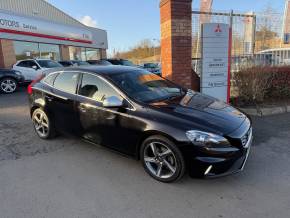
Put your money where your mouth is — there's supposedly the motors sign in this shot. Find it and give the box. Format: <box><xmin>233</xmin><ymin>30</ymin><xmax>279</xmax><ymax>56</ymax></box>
<box><xmin>0</xmin><ymin>11</ymin><xmax>93</xmax><ymax>44</ymax></box>
<box><xmin>201</xmin><ymin>23</ymin><xmax>231</xmax><ymax>102</ymax></box>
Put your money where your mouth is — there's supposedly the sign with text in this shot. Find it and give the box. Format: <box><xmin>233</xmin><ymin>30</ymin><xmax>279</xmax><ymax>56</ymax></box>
<box><xmin>0</xmin><ymin>11</ymin><xmax>93</xmax><ymax>44</ymax></box>
<box><xmin>201</xmin><ymin>23</ymin><xmax>230</xmax><ymax>102</ymax></box>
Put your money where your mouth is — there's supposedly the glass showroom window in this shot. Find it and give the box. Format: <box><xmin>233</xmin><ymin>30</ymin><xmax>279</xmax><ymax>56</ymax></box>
<box><xmin>39</xmin><ymin>43</ymin><xmax>60</xmax><ymax>61</ymax></box>
<box><xmin>85</xmin><ymin>48</ymin><xmax>101</xmax><ymax>60</ymax></box>
<box><xmin>69</xmin><ymin>46</ymin><xmax>87</xmax><ymax>61</ymax></box>
<box><xmin>13</xmin><ymin>41</ymin><xmax>39</xmax><ymax>61</ymax></box>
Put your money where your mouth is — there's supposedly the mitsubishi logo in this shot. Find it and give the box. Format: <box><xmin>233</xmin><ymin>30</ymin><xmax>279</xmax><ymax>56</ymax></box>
<box><xmin>215</xmin><ymin>24</ymin><xmax>222</xmax><ymax>33</ymax></box>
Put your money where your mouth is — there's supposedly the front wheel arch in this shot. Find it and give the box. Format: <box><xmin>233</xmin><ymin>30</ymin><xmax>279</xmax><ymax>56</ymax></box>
<box><xmin>136</xmin><ymin>130</ymin><xmax>180</xmax><ymax>160</ymax></box>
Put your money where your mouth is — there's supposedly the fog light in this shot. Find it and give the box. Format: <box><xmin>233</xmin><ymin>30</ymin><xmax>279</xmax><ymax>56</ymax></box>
<box><xmin>204</xmin><ymin>165</ymin><xmax>213</xmax><ymax>176</ymax></box>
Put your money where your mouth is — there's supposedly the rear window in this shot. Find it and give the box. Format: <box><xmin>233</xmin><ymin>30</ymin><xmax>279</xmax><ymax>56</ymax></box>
<box><xmin>42</xmin><ymin>73</ymin><xmax>59</xmax><ymax>86</ymax></box>
<box><xmin>53</xmin><ymin>72</ymin><xmax>79</xmax><ymax>94</ymax></box>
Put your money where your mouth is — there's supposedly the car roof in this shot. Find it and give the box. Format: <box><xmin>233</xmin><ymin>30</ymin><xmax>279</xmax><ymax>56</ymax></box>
<box><xmin>44</xmin><ymin>65</ymin><xmax>144</xmax><ymax>76</ymax></box>
<box><xmin>16</xmin><ymin>59</ymin><xmax>56</xmax><ymax>63</ymax></box>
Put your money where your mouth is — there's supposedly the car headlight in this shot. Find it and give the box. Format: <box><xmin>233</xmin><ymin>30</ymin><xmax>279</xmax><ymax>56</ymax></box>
<box><xmin>186</xmin><ymin>130</ymin><xmax>230</xmax><ymax>147</ymax></box>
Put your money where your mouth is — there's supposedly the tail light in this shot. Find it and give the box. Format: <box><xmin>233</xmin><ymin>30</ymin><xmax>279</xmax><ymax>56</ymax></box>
<box><xmin>27</xmin><ymin>84</ymin><xmax>33</xmax><ymax>95</ymax></box>
<box><xmin>27</xmin><ymin>74</ymin><xmax>45</xmax><ymax>95</ymax></box>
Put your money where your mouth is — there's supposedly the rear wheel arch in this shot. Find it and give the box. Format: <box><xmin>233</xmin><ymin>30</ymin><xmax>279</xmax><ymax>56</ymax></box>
<box><xmin>30</xmin><ymin>106</ymin><xmax>40</xmax><ymax>117</ymax></box>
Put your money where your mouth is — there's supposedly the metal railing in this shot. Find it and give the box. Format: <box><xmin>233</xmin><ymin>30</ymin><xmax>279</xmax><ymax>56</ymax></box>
<box><xmin>192</xmin><ymin>9</ymin><xmax>285</xmax><ymax>75</ymax></box>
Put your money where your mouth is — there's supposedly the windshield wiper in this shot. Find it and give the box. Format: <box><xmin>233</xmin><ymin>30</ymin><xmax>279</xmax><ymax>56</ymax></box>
<box><xmin>149</xmin><ymin>93</ymin><xmax>184</xmax><ymax>103</ymax></box>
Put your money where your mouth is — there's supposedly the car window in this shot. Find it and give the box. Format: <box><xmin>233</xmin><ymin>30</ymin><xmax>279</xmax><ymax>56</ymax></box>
<box><xmin>121</xmin><ymin>60</ymin><xmax>134</xmax><ymax>66</ymax></box>
<box><xmin>108</xmin><ymin>60</ymin><xmax>119</xmax><ymax>65</ymax></box>
<box><xmin>108</xmin><ymin>70</ymin><xmax>183</xmax><ymax>103</ymax></box>
<box><xmin>43</xmin><ymin>73</ymin><xmax>59</xmax><ymax>86</ymax></box>
<box><xmin>59</xmin><ymin>61</ymin><xmax>71</xmax><ymax>67</ymax></box>
<box><xmin>78</xmin><ymin>73</ymin><xmax>121</xmax><ymax>103</ymax></box>
<box><xmin>17</xmin><ymin>60</ymin><xmax>37</xmax><ymax>68</ymax></box>
<box><xmin>38</xmin><ymin>60</ymin><xmax>62</xmax><ymax>68</ymax></box>
<box><xmin>53</xmin><ymin>72</ymin><xmax>79</xmax><ymax>94</ymax></box>
<box><xmin>144</xmin><ymin>63</ymin><xmax>157</xmax><ymax>68</ymax></box>
<box><xmin>17</xmin><ymin>61</ymin><xmax>26</xmax><ymax>67</ymax></box>
<box><xmin>75</xmin><ymin>61</ymin><xmax>90</xmax><ymax>66</ymax></box>
<box><xmin>100</xmin><ymin>60</ymin><xmax>112</xmax><ymax>65</ymax></box>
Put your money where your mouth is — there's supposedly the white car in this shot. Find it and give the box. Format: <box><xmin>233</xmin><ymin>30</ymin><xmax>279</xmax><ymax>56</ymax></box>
<box><xmin>13</xmin><ymin>59</ymin><xmax>62</xmax><ymax>82</ymax></box>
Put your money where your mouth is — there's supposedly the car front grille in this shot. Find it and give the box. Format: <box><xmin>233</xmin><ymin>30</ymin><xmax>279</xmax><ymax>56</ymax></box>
<box><xmin>241</xmin><ymin>128</ymin><xmax>252</xmax><ymax>148</ymax></box>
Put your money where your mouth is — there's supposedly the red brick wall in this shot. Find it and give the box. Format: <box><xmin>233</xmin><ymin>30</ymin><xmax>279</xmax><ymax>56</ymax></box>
<box><xmin>60</xmin><ymin>45</ymin><xmax>70</xmax><ymax>61</ymax></box>
<box><xmin>101</xmin><ymin>49</ymin><xmax>107</xmax><ymax>59</ymax></box>
<box><xmin>0</xmin><ymin>39</ymin><xmax>16</xmax><ymax>69</ymax></box>
<box><xmin>160</xmin><ymin>0</ymin><xmax>199</xmax><ymax>90</ymax></box>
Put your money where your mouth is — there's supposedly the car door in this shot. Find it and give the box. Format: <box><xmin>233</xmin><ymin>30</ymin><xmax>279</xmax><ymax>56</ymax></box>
<box><xmin>26</xmin><ymin>60</ymin><xmax>43</xmax><ymax>80</ymax></box>
<box><xmin>13</xmin><ymin>60</ymin><xmax>40</xmax><ymax>81</ymax></box>
<box><xmin>13</xmin><ymin>61</ymin><xmax>32</xmax><ymax>81</ymax></box>
<box><xmin>75</xmin><ymin>72</ymin><xmax>144</xmax><ymax>155</ymax></box>
<box><xmin>48</xmin><ymin>71</ymin><xmax>80</xmax><ymax>135</ymax></box>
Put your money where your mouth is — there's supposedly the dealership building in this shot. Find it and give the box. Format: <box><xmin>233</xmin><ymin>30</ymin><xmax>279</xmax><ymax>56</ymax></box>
<box><xmin>0</xmin><ymin>0</ymin><xmax>108</xmax><ymax>68</ymax></box>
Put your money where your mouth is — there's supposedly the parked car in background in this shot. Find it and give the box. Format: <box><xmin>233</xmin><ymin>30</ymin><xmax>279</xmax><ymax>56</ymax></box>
<box><xmin>143</xmin><ymin>63</ymin><xmax>161</xmax><ymax>76</ymax></box>
<box><xmin>105</xmin><ymin>59</ymin><xmax>135</xmax><ymax>66</ymax></box>
<box><xmin>13</xmin><ymin>59</ymin><xmax>62</xmax><ymax>82</ymax></box>
<box><xmin>59</xmin><ymin>60</ymin><xmax>90</xmax><ymax>67</ymax></box>
<box><xmin>0</xmin><ymin>69</ymin><xmax>24</xmax><ymax>94</ymax></box>
<box><xmin>87</xmin><ymin>60</ymin><xmax>112</xmax><ymax>66</ymax></box>
<box><xmin>28</xmin><ymin>65</ymin><xmax>252</xmax><ymax>183</ymax></box>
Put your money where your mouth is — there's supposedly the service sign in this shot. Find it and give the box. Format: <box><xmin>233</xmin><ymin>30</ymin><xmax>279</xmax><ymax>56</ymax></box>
<box><xmin>201</xmin><ymin>23</ymin><xmax>230</xmax><ymax>102</ymax></box>
<box><xmin>0</xmin><ymin>11</ymin><xmax>93</xmax><ymax>44</ymax></box>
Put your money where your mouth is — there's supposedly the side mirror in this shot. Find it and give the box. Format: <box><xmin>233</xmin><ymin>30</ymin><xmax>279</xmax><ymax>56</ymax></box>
<box><xmin>32</xmin><ymin>65</ymin><xmax>38</xmax><ymax>70</ymax></box>
<box><xmin>103</xmin><ymin>96</ymin><xmax>124</xmax><ymax>108</ymax></box>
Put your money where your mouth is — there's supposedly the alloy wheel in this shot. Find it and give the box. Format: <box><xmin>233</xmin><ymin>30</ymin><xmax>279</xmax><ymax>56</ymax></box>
<box><xmin>0</xmin><ymin>79</ymin><xmax>17</xmax><ymax>93</ymax></box>
<box><xmin>143</xmin><ymin>142</ymin><xmax>177</xmax><ymax>179</ymax></box>
<box><xmin>33</xmin><ymin>110</ymin><xmax>50</xmax><ymax>138</ymax></box>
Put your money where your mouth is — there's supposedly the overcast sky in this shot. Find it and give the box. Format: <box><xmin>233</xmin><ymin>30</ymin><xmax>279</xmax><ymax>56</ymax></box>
<box><xmin>47</xmin><ymin>0</ymin><xmax>286</xmax><ymax>55</ymax></box>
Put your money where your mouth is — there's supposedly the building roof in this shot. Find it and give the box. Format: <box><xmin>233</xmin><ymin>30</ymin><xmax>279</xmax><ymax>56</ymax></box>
<box><xmin>258</xmin><ymin>48</ymin><xmax>290</xmax><ymax>54</ymax></box>
<box><xmin>0</xmin><ymin>0</ymin><xmax>84</xmax><ymax>27</ymax></box>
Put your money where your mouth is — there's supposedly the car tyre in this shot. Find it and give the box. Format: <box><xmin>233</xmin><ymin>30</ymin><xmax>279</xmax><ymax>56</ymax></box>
<box><xmin>141</xmin><ymin>135</ymin><xmax>185</xmax><ymax>183</ymax></box>
<box><xmin>32</xmin><ymin>108</ymin><xmax>56</xmax><ymax>139</ymax></box>
<box><xmin>0</xmin><ymin>77</ymin><xmax>18</xmax><ymax>94</ymax></box>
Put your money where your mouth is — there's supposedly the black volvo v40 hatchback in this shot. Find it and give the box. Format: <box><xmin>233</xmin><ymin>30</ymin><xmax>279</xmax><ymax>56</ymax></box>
<box><xmin>28</xmin><ymin>66</ymin><xmax>253</xmax><ymax>183</ymax></box>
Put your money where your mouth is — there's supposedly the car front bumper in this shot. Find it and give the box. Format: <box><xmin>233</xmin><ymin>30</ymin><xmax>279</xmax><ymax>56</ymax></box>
<box><xmin>15</xmin><ymin>75</ymin><xmax>25</xmax><ymax>85</ymax></box>
<box><xmin>183</xmin><ymin>129</ymin><xmax>253</xmax><ymax>178</ymax></box>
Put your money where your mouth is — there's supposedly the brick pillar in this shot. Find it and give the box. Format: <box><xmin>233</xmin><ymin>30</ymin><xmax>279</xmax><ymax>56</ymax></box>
<box><xmin>101</xmin><ymin>49</ymin><xmax>107</xmax><ymax>59</ymax></box>
<box><xmin>0</xmin><ymin>39</ymin><xmax>16</xmax><ymax>69</ymax></box>
<box><xmin>60</xmin><ymin>45</ymin><xmax>70</xmax><ymax>60</ymax></box>
<box><xmin>160</xmin><ymin>0</ymin><xmax>199</xmax><ymax>90</ymax></box>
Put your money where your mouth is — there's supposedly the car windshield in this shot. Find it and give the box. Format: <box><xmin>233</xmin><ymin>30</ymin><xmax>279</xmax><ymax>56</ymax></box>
<box><xmin>38</xmin><ymin>60</ymin><xmax>62</xmax><ymax>68</ymax></box>
<box><xmin>121</xmin><ymin>60</ymin><xmax>134</xmax><ymax>66</ymax></box>
<box><xmin>144</xmin><ymin>63</ymin><xmax>158</xmax><ymax>68</ymax></box>
<box><xmin>99</xmin><ymin>60</ymin><xmax>112</xmax><ymax>65</ymax></box>
<box><xmin>108</xmin><ymin>70</ymin><xmax>184</xmax><ymax>103</ymax></box>
<box><xmin>75</xmin><ymin>61</ymin><xmax>90</xmax><ymax>66</ymax></box>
